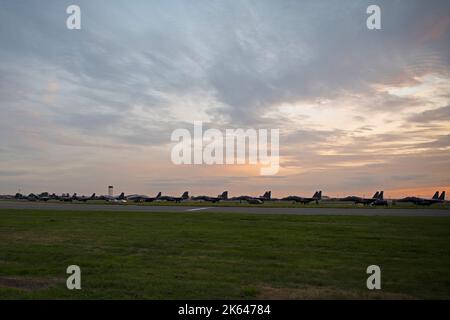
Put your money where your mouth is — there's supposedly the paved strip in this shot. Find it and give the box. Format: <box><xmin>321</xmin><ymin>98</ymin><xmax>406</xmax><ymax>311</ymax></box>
<box><xmin>186</xmin><ymin>207</ymin><xmax>211</xmax><ymax>212</ymax></box>
<box><xmin>0</xmin><ymin>201</ymin><xmax>449</xmax><ymax>216</ymax></box>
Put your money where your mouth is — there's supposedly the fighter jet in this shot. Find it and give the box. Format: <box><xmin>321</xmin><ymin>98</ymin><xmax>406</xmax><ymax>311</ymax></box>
<box><xmin>229</xmin><ymin>191</ymin><xmax>276</xmax><ymax>204</ymax></box>
<box><xmin>372</xmin><ymin>191</ymin><xmax>388</xmax><ymax>206</ymax></box>
<box><xmin>14</xmin><ymin>192</ymin><xmax>57</xmax><ymax>201</ymax></box>
<box><xmin>126</xmin><ymin>192</ymin><xmax>161</xmax><ymax>203</ymax></box>
<box><xmin>49</xmin><ymin>193</ymin><xmax>60</xmax><ymax>200</ymax></box>
<box><xmin>282</xmin><ymin>191</ymin><xmax>322</xmax><ymax>204</ymax></box>
<box><xmin>99</xmin><ymin>192</ymin><xmax>127</xmax><ymax>203</ymax></box>
<box><xmin>74</xmin><ymin>193</ymin><xmax>96</xmax><ymax>202</ymax></box>
<box><xmin>259</xmin><ymin>191</ymin><xmax>273</xmax><ymax>201</ymax></box>
<box><xmin>26</xmin><ymin>193</ymin><xmax>39</xmax><ymax>201</ymax></box>
<box><xmin>229</xmin><ymin>191</ymin><xmax>272</xmax><ymax>203</ymax></box>
<box><xmin>191</xmin><ymin>191</ymin><xmax>228</xmax><ymax>203</ymax></box>
<box><xmin>14</xmin><ymin>193</ymin><xmax>25</xmax><ymax>200</ymax></box>
<box><xmin>59</xmin><ymin>193</ymin><xmax>76</xmax><ymax>202</ymax></box>
<box><xmin>397</xmin><ymin>191</ymin><xmax>446</xmax><ymax>206</ymax></box>
<box><xmin>246</xmin><ymin>198</ymin><xmax>264</xmax><ymax>204</ymax></box>
<box><xmin>36</xmin><ymin>192</ymin><xmax>51</xmax><ymax>201</ymax></box>
<box><xmin>339</xmin><ymin>191</ymin><xmax>381</xmax><ymax>205</ymax></box>
<box><xmin>230</xmin><ymin>195</ymin><xmax>255</xmax><ymax>202</ymax></box>
<box><xmin>158</xmin><ymin>191</ymin><xmax>189</xmax><ymax>203</ymax></box>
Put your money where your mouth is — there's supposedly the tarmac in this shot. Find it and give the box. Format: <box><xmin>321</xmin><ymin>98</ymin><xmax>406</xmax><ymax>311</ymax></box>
<box><xmin>0</xmin><ymin>201</ymin><xmax>449</xmax><ymax>216</ymax></box>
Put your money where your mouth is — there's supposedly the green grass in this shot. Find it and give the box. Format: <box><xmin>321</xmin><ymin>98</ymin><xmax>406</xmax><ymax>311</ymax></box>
<box><xmin>0</xmin><ymin>209</ymin><xmax>450</xmax><ymax>299</ymax></box>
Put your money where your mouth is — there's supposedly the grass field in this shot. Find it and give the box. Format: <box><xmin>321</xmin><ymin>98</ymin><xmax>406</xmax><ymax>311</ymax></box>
<box><xmin>1</xmin><ymin>209</ymin><xmax>450</xmax><ymax>299</ymax></box>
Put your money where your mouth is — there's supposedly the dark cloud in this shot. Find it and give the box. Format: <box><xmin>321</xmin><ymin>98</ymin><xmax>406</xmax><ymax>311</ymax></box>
<box><xmin>408</xmin><ymin>105</ymin><xmax>450</xmax><ymax>122</ymax></box>
<box><xmin>0</xmin><ymin>170</ymin><xmax>29</xmax><ymax>177</ymax></box>
<box><xmin>420</xmin><ymin>134</ymin><xmax>450</xmax><ymax>148</ymax></box>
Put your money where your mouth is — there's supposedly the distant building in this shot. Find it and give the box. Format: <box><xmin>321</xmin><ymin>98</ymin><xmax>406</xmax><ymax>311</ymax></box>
<box><xmin>108</xmin><ymin>186</ymin><xmax>113</xmax><ymax>197</ymax></box>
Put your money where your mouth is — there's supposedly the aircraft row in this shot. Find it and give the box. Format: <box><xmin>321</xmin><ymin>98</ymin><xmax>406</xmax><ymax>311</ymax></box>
<box><xmin>1</xmin><ymin>190</ymin><xmax>447</xmax><ymax>206</ymax></box>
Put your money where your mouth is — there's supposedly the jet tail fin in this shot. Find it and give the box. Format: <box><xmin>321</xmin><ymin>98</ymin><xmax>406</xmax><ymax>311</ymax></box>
<box><xmin>317</xmin><ymin>191</ymin><xmax>322</xmax><ymax>200</ymax></box>
<box><xmin>263</xmin><ymin>191</ymin><xmax>271</xmax><ymax>199</ymax></box>
<box><xmin>182</xmin><ymin>191</ymin><xmax>189</xmax><ymax>199</ymax></box>
<box><xmin>439</xmin><ymin>191</ymin><xmax>446</xmax><ymax>201</ymax></box>
<box><xmin>378</xmin><ymin>191</ymin><xmax>384</xmax><ymax>200</ymax></box>
<box><xmin>432</xmin><ymin>191</ymin><xmax>439</xmax><ymax>199</ymax></box>
<box><xmin>372</xmin><ymin>191</ymin><xmax>379</xmax><ymax>199</ymax></box>
<box><xmin>312</xmin><ymin>191</ymin><xmax>318</xmax><ymax>198</ymax></box>
<box><xmin>118</xmin><ymin>192</ymin><xmax>125</xmax><ymax>200</ymax></box>
<box><xmin>156</xmin><ymin>192</ymin><xmax>161</xmax><ymax>199</ymax></box>
<box><xmin>221</xmin><ymin>191</ymin><xmax>228</xmax><ymax>200</ymax></box>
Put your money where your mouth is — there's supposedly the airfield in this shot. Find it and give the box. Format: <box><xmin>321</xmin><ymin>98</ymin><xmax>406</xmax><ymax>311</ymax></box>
<box><xmin>1</xmin><ymin>200</ymin><xmax>450</xmax><ymax>299</ymax></box>
<box><xmin>0</xmin><ymin>200</ymin><xmax>449</xmax><ymax>216</ymax></box>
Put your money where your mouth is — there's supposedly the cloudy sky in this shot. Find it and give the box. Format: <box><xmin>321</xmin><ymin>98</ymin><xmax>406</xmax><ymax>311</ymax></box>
<box><xmin>0</xmin><ymin>0</ymin><xmax>449</xmax><ymax>198</ymax></box>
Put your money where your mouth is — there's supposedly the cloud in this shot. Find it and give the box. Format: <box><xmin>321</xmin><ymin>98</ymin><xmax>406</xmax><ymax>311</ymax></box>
<box><xmin>0</xmin><ymin>0</ymin><xmax>449</xmax><ymax>195</ymax></box>
<box><xmin>0</xmin><ymin>170</ymin><xmax>29</xmax><ymax>177</ymax></box>
<box><xmin>408</xmin><ymin>105</ymin><xmax>450</xmax><ymax>122</ymax></box>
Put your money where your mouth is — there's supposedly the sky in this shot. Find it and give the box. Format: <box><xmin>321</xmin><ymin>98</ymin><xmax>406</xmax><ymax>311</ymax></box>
<box><xmin>0</xmin><ymin>0</ymin><xmax>449</xmax><ymax>198</ymax></box>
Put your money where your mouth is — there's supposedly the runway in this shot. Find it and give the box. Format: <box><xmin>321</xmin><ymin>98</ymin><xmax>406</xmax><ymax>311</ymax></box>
<box><xmin>0</xmin><ymin>201</ymin><xmax>449</xmax><ymax>216</ymax></box>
